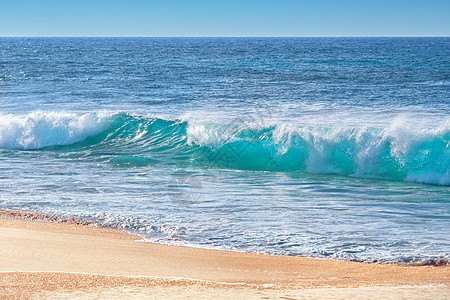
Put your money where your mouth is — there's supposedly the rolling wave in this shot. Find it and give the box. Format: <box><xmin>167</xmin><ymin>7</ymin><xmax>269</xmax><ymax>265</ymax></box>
<box><xmin>1</xmin><ymin>112</ymin><xmax>449</xmax><ymax>185</ymax></box>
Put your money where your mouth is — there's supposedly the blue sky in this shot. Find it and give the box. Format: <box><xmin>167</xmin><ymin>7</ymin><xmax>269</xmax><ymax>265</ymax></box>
<box><xmin>0</xmin><ymin>0</ymin><xmax>449</xmax><ymax>37</ymax></box>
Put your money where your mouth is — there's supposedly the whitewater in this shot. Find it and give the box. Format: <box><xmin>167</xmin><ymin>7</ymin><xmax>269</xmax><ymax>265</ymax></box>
<box><xmin>0</xmin><ymin>112</ymin><xmax>449</xmax><ymax>185</ymax></box>
<box><xmin>0</xmin><ymin>37</ymin><xmax>449</xmax><ymax>263</ymax></box>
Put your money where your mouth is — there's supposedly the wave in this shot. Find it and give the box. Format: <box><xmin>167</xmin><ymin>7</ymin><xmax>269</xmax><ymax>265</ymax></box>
<box><xmin>0</xmin><ymin>112</ymin><xmax>113</xmax><ymax>149</ymax></box>
<box><xmin>1</xmin><ymin>112</ymin><xmax>449</xmax><ymax>185</ymax></box>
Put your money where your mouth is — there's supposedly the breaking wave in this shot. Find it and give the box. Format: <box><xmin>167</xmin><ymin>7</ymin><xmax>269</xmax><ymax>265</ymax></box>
<box><xmin>1</xmin><ymin>112</ymin><xmax>449</xmax><ymax>185</ymax></box>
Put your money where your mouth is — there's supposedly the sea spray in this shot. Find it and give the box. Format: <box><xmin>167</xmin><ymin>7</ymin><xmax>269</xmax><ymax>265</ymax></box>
<box><xmin>0</xmin><ymin>112</ymin><xmax>114</xmax><ymax>150</ymax></box>
<box><xmin>0</xmin><ymin>112</ymin><xmax>448</xmax><ymax>185</ymax></box>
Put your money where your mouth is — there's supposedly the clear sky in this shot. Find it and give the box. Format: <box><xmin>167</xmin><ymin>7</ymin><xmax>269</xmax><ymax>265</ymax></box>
<box><xmin>1</xmin><ymin>0</ymin><xmax>449</xmax><ymax>37</ymax></box>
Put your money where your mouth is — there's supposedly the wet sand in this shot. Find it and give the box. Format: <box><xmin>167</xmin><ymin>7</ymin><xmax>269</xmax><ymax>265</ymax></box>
<box><xmin>1</xmin><ymin>209</ymin><xmax>449</xmax><ymax>299</ymax></box>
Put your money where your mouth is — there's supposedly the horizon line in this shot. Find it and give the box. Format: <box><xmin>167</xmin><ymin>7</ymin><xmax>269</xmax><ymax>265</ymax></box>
<box><xmin>1</xmin><ymin>35</ymin><xmax>449</xmax><ymax>38</ymax></box>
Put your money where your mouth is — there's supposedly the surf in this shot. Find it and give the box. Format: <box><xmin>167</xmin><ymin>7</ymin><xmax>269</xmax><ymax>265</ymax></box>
<box><xmin>0</xmin><ymin>111</ymin><xmax>448</xmax><ymax>185</ymax></box>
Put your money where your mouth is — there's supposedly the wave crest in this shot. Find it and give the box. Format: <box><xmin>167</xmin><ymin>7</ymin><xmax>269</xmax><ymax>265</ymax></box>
<box><xmin>0</xmin><ymin>112</ymin><xmax>448</xmax><ymax>185</ymax></box>
<box><xmin>0</xmin><ymin>112</ymin><xmax>114</xmax><ymax>150</ymax></box>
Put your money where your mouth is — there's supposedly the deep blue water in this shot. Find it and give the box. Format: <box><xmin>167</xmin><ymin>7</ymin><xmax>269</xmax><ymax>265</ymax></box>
<box><xmin>0</xmin><ymin>38</ymin><xmax>449</xmax><ymax>263</ymax></box>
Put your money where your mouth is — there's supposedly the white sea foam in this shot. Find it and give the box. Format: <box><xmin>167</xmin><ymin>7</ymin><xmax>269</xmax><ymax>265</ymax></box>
<box><xmin>0</xmin><ymin>111</ymin><xmax>113</xmax><ymax>150</ymax></box>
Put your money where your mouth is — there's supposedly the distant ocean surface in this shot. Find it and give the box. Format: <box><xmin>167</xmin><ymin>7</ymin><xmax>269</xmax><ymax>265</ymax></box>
<box><xmin>0</xmin><ymin>37</ymin><xmax>449</xmax><ymax>263</ymax></box>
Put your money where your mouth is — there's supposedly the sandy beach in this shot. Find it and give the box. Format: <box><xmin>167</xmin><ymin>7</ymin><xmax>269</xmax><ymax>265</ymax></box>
<box><xmin>0</xmin><ymin>209</ymin><xmax>449</xmax><ymax>299</ymax></box>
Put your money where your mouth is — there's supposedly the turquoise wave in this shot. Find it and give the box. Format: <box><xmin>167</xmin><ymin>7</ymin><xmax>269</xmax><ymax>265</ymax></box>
<box><xmin>1</xmin><ymin>112</ymin><xmax>449</xmax><ymax>185</ymax></box>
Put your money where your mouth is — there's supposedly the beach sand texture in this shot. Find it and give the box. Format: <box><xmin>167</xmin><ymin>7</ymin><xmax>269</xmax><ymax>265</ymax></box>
<box><xmin>1</xmin><ymin>210</ymin><xmax>449</xmax><ymax>299</ymax></box>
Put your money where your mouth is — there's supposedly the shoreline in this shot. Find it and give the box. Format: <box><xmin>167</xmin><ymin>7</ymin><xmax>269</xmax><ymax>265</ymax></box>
<box><xmin>3</xmin><ymin>208</ymin><xmax>448</xmax><ymax>267</ymax></box>
<box><xmin>1</xmin><ymin>209</ymin><xmax>449</xmax><ymax>298</ymax></box>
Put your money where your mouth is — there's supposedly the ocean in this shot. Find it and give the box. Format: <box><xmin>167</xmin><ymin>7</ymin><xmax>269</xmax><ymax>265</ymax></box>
<box><xmin>0</xmin><ymin>37</ymin><xmax>449</xmax><ymax>263</ymax></box>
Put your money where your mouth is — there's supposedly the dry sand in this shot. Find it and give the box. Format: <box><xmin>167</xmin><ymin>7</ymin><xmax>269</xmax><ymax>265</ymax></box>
<box><xmin>0</xmin><ymin>209</ymin><xmax>449</xmax><ymax>299</ymax></box>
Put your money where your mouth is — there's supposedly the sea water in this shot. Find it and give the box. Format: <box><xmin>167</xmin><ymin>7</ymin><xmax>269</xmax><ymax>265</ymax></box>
<box><xmin>0</xmin><ymin>37</ymin><xmax>449</xmax><ymax>263</ymax></box>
